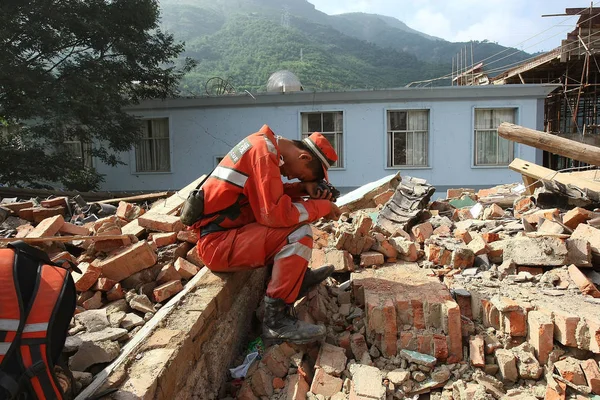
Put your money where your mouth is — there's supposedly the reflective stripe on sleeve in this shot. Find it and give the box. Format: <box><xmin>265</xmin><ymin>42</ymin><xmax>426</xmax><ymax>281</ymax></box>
<box><xmin>274</xmin><ymin>242</ymin><xmax>312</xmax><ymax>263</ymax></box>
<box><xmin>264</xmin><ymin>136</ymin><xmax>277</xmax><ymax>155</ymax></box>
<box><xmin>22</xmin><ymin>323</ymin><xmax>49</xmax><ymax>333</ymax></box>
<box><xmin>0</xmin><ymin>320</ymin><xmax>19</xmax><ymax>331</ymax></box>
<box><xmin>211</xmin><ymin>166</ymin><xmax>249</xmax><ymax>188</ymax></box>
<box><xmin>293</xmin><ymin>203</ymin><xmax>308</xmax><ymax>223</ymax></box>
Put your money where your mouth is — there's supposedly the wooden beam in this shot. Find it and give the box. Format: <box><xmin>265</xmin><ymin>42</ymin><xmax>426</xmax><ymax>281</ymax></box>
<box><xmin>498</xmin><ymin>123</ymin><xmax>600</xmax><ymax>166</ymax></box>
<box><xmin>96</xmin><ymin>191</ymin><xmax>173</xmax><ymax>205</ymax></box>
<box><xmin>121</xmin><ymin>175</ymin><xmax>206</xmax><ymax>237</ymax></box>
<box><xmin>509</xmin><ymin>158</ymin><xmax>600</xmax><ymax>194</ymax></box>
<box><xmin>0</xmin><ymin>234</ymin><xmax>135</xmax><ymax>245</ymax></box>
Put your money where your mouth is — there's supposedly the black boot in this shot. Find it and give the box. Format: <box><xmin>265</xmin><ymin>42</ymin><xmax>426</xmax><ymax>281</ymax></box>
<box><xmin>296</xmin><ymin>264</ymin><xmax>335</xmax><ymax>301</ymax></box>
<box><xmin>262</xmin><ymin>296</ymin><xmax>326</xmax><ymax>344</ymax></box>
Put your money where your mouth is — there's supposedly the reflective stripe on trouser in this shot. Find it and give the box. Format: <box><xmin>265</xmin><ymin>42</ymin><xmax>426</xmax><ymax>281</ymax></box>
<box><xmin>197</xmin><ymin>222</ymin><xmax>314</xmax><ymax>304</ymax></box>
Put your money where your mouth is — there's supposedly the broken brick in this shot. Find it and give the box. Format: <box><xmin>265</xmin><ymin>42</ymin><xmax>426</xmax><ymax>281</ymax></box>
<box><xmin>563</xmin><ymin>207</ymin><xmax>594</xmax><ymax>229</ymax></box>
<box><xmin>33</xmin><ymin>206</ymin><xmax>65</xmax><ymax>224</ymax></box>
<box><xmin>469</xmin><ymin>336</ymin><xmax>485</xmax><ymax>368</ymax></box>
<box><xmin>2</xmin><ymin>201</ymin><xmax>33</xmax><ymax>213</ymax></box>
<box><xmin>106</xmin><ymin>283</ymin><xmax>126</xmax><ymax>301</ymax></box>
<box><xmin>59</xmin><ymin>222</ymin><xmax>90</xmax><ymax>236</ymax></box>
<box><xmin>82</xmin><ymin>291</ymin><xmax>103</xmax><ymax>310</ymax></box>
<box><xmin>568</xmin><ymin>264</ymin><xmax>600</xmax><ymax>298</ymax></box>
<box><xmin>581</xmin><ymin>359</ymin><xmax>600</xmax><ymax>395</ymax></box>
<box><xmin>526</xmin><ymin>311</ymin><xmax>553</xmax><ymax>365</ymax></box>
<box><xmin>554</xmin><ymin>357</ymin><xmax>586</xmax><ymax>386</ymax></box>
<box><xmin>177</xmin><ymin>229</ymin><xmax>199</xmax><ymax>244</ymax></box>
<box><xmin>186</xmin><ymin>245</ymin><xmax>204</xmax><ymax>267</ymax></box>
<box><xmin>467</xmin><ymin>233</ymin><xmax>489</xmax><ymax>256</ymax></box>
<box><xmin>149</xmin><ymin>232</ymin><xmax>178</xmax><ymax>247</ymax></box>
<box><xmin>412</xmin><ymin>222</ymin><xmax>433</xmax><ymax>243</ymax></box>
<box><xmin>360</xmin><ymin>251</ymin><xmax>384</xmax><ymax>266</ymax></box>
<box><xmin>310</xmin><ymin>368</ymin><xmax>343</xmax><ymax>397</ymax></box>
<box><xmin>156</xmin><ymin>263</ymin><xmax>181</xmax><ymax>284</ymax></box>
<box><xmin>153</xmin><ymin>280</ymin><xmax>183</xmax><ymax>302</ymax></box>
<box><xmin>138</xmin><ymin>214</ymin><xmax>183</xmax><ymax>233</ymax></box>
<box><xmin>40</xmin><ymin>197</ymin><xmax>68</xmax><ymax>208</ymax></box>
<box><xmin>174</xmin><ymin>257</ymin><xmax>200</xmax><ymax>279</ymax></box>
<box><xmin>72</xmin><ymin>262</ymin><xmax>102</xmax><ymax>292</ymax></box>
<box><xmin>97</xmin><ymin>241</ymin><xmax>158</xmax><ymax>282</ymax></box>
<box><xmin>93</xmin><ymin>277</ymin><xmax>118</xmax><ymax>292</ymax></box>
<box><xmin>27</xmin><ymin>214</ymin><xmax>65</xmax><ymax>238</ymax></box>
<box><xmin>572</xmin><ymin>223</ymin><xmax>600</xmax><ymax>255</ymax></box>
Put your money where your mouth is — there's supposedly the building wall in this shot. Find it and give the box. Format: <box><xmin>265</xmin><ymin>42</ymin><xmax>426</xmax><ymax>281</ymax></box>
<box><xmin>95</xmin><ymin>86</ymin><xmax>552</xmax><ymax>192</ymax></box>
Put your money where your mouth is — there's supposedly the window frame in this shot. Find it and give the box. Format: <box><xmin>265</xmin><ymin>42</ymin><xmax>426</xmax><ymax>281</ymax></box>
<box><xmin>130</xmin><ymin>116</ymin><xmax>173</xmax><ymax>175</ymax></box>
<box><xmin>472</xmin><ymin>107</ymin><xmax>518</xmax><ymax>168</ymax></box>
<box><xmin>63</xmin><ymin>139</ymin><xmax>94</xmax><ymax>168</ymax></box>
<box><xmin>299</xmin><ymin>111</ymin><xmax>345</xmax><ymax>169</ymax></box>
<box><xmin>385</xmin><ymin>109</ymin><xmax>431</xmax><ymax>169</ymax></box>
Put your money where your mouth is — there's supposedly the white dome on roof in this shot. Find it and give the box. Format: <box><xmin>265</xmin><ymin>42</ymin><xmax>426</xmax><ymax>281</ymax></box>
<box><xmin>267</xmin><ymin>70</ymin><xmax>303</xmax><ymax>93</ymax></box>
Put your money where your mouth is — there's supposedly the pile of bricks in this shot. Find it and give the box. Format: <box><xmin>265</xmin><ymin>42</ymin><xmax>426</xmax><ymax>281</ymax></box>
<box><xmin>230</xmin><ymin>176</ymin><xmax>600</xmax><ymax>400</ymax></box>
<box><xmin>0</xmin><ymin>196</ymin><xmax>203</xmax><ymax>393</ymax></box>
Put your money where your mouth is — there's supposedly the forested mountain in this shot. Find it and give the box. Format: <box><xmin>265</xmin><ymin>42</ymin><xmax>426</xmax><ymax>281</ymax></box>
<box><xmin>159</xmin><ymin>0</ymin><xmax>533</xmax><ymax>93</ymax></box>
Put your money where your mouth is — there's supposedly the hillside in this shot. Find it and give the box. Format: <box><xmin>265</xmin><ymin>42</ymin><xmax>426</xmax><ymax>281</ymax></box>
<box><xmin>159</xmin><ymin>0</ymin><xmax>533</xmax><ymax>93</ymax></box>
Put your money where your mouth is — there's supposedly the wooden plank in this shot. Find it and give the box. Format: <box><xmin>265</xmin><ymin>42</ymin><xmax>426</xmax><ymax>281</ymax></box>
<box><xmin>122</xmin><ymin>175</ymin><xmax>206</xmax><ymax>237</ymax></box>
<box><xmin>521</xmin><ymin>175</ymin><xmax>542</xmax><ymax>195</ymax></box>
<box><xmin>0</xmin><ymin>187</ymin><xmax>161</xmax><ymax>203</ymax></box>
<box><xmin>74</xmin><ymin>267</ymin><xmax>211</xmax><ymax>400</ymax></box>
<box><xmin>509</xmin><ymin>158</ymin><xmax>600</xmax><ymax>195</ymax></box>
<box><xmin>0</xmin><ymin>234</ymin><xmax>135</xmax><ymax>245</ymax></box>
<box><xmin>498</xmin><ymin>123</ymin><xmax>600</xmax><ymax>166</ymax></box>
<box><xmin>96</xmin><ymin>191</ymin><xmax>173</xmax><ymax>205</ymax></box>
<box><xmin>563</xmin><ymin>170</ymin><xmax>600</xmax><ymax>181</ymax></box>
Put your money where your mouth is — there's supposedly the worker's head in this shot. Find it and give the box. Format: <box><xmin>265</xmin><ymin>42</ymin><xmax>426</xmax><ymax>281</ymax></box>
<box><xmin>282</xmin><ymin>132</ymin><xmax>338</xmax><ymax>182</ymax></box>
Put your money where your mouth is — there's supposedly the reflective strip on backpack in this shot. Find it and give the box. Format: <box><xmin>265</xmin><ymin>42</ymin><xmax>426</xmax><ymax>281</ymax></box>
<box><xmin>274</xmin><ymin>242</ymin><xmax>312</xmax><ymax>263</ymax></box>
<box><xmin>22</xmin><ymin>323</ymin><xmax>48</xmax><ymax>333</ymax></box>
<box><xmin>293</xmin><ymin>203</ymin><xmax>308</xmax><ymax>222</ymax></box>
<box><xmin>0</xmin><ymin>343</ymin><xmax>10</xmax><ymax>355</ymax></box>
<box><xmin>0</xmin><ymin>319</ymin><xmax>19</xmax><ymax>331</ymax></box>
<box><xmin>211</xmin><ymin>166</ymin><xmax>249</xmax><ymax>188</ymax></box>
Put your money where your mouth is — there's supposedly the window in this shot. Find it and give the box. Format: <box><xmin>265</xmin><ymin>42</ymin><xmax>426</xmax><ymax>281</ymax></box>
<box><xmin>387</xmin><ymin>110</ymin><xmax>429</xmax><ymax>167</ymax></box>
<box><xmin>474</xmin><ymin>109</ymin><xmax>516</xmax><ymax>166</ymax></box>
<box><xmin>64</xmin><ymin>140</ymin><xmax>93</xmax><ymax>168</ymax></box>
<box><xmin>301</xmin><ymin>112</ymin><xmax>343</xmax><ymax>168</ymax></box>
<box><xmin>135</xmin><ymin>118</ymin><xmax>170</xmax><ymax>172</ymax></box>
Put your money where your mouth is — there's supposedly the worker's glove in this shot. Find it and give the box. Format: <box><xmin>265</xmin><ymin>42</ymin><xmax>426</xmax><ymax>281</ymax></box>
<box><xmin>317</xmin><ymin>180</ymin><xmax>341</xmax><ymax>202</ymax></box>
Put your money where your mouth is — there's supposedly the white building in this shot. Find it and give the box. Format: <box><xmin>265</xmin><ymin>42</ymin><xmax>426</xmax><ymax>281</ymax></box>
<box><xmin>95</xmin><ymin>84</ymin><xmax>557</xmax><ymax>193</ymax></box>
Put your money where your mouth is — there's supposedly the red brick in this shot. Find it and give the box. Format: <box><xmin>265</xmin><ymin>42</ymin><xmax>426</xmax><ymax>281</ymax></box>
<box><xmin>469</xmin><ymin>335</ymin><xmax>485</xmax><ymax>367</ymax></box>
<box><xmin>482</xmin><ymin>299</ymin><xmax>500</xmax><ymax>330</ymax></box>
<box><xmin>337</xmin><ymin>331</ymin><xmax>351</xmax><ymax>354</ymax></box>
<box><xmin>365</xmin><ymin>293</ymin><xmax>397</xmax><ymax>356</ymax></box>
<box><xmin>27</xmin><ymin>214</ymin><xmax>65</xmax><ymax>238</ymax></box>
<box><xmin>572</xmin><ymin>224</ymin><xmax>600</xmax><ymax>255</ymax></box>
<box><xmin>527</xmin><ymin>311</ymin><xmax>553</xmax><ymax>365</ymax></box>
<box><xmin>513</xmin><ymin>197</ymin><xmax>535</xmax><ymax>218</ymax></box>
<box><xmin>177</xmin><ymin>229</ymin><xmax>199</xmax><ymax>244</ymax></box>
<box><xmin>568</xmin><ymin>264</ymin><xmax>600</xmax><ymax>298</ymax></box>
<box><xmin>447</xmin><ymin>188</ymin><xmax>475</xmax><ymax>199</ymax></box>
<box><xmin>555</xmin><ymin>358</ymin><xmax>586</xmax><ymax>386</ymax></box>
<box><xmin>153</xmin><ymin>279</ymin><xmax>183</xmax><ymax>302</ymax></box>
<box><xmin>503</xmin><ymin>309</ymin><xmax>527</xmax><ymax>337</ymax></box>
<box><xmin>2</xmin><ymin>201</ymin><xmax>33</xmax><ymax>212</ymax></box>
<box><xmin>41</xmin><ymin>197</ymin><xmax>68</xmax><ymax>208</ymax></box>
<box><xmin>545</xmin><ymin>379</ymin><xmax>566</xmax><ymax>400</ymax></box>
<box><xmin>360</xmin><ymin>251</ymin><xmax>384</xmax><ymax>267</ymax></box>
<box><xmin>115</xmin><ymin>201</ymin><xmax>145</xmax><ymax>222</ymax></box>
<box><xmin>59</xmin><ymin>222</ymin><xmax>90</xmax><ymax>236</ymax></box>
<box><xmin>17</xmin><ymin>207</ymin><xmax>35</xmax><ymax>221</ymax></box>
<box><xmin>488</xmin><ymin>241</ymin><xmax>505</xmax><ymax>264</ymax></box>
<box><xmin>82</xmin><ymin>291</ymin><xmax>102</xmax><ymax>310</ymax></box>
<box><xmin>350</xmin><ymin>333</ymin><xmax>369</xmax><ymax>361</ymax></box>
<box><xmin>93</xmin><ymin>236</ymin><xmax>132</xmax><ymax>253</ymax></box>
<box><xmin>106</xmin><ymin>283</ymin><xmax>125</xmax><ymax>301</ymax></box>
<box><xmin>310</xmin><ymin>368</ymin><xmax>343</xmax><ymax>397</ymax></box>
<box><xmin>149</xmin><ymin>232</ymin><xmax>178</xmax><ymax>247</ymax></box>
<box><xmin>272</xmin><ymin>377</ymin><xmax>285</xmax><ymax>390</ymax></box>
<box><xmin>484</xmin><ymin>203</ymin><xmax>505</xmax><ymax>219</ymax></box>
<box><xmin>261</xmin><ymin>345</ymin><xmax>290</xmax><ymax>378</ymax></box>
<box><xmin>433</xmin><ymin>225</ymin><xmax>451</xmax><ymax>236</ymax></box>
<box><xmin>427</xmin><ymin>244</ymin><xmax>452</xmax><ymax>266</ymax></box>
<box><xmin>412</xmin><ymin>300</ymin><xmax>425</xmax><ymax>329</ymax></box>
<box><xmin>523</xmin><ymin>208</ymin><xmax>560</xmax><ymax>225</ymax></box>
<box><xmin>156</xmin><ymin>263</ymin><xmax>181</xmax><ymax>284</ymax></box>
<box><xmin>445</xmin><ymin>301</ymin><xmax>463</xmax><ymax>363</ymax></box>
<box><xmin>373</xmin><ymin>190</ymin><xmax>394</xmax><ymax>206</ymax></box>
<box><xmin>582</xmin><ymin>359</ymin><xmax>600</xmax><ymax>395</ymax></box>
<box><xmin>432</xmin><ymin>334</ymin><xmax>448</xmax><ymax>361</ymax></box>
<box><xmin>186</xmin><ymin>245</ymin><xmax>204</xmax><ymax>267</ymax></box>
<box><xmin>417</xmin><ymin>333</ymin><xmax>433</xmax><ymax>355</ymax></box>
<box><xmin>517</xmin><ymin>266</ymin><xmax>544</xmax><ymax>275</ymax></box>
<box><xmin>395</xmin><ymin>299</ymin><xmax>413</xmax><ymax>325</ymax></box>
<box><xmin>563</xmin><ymin>207</ymin><xmax>594</xmax><ymax>229</ymax></box>
<box><xmin>454</xmin><ymin>291</ymin><xmax>473</xmax><ymax>319</ymax></box>
<box><xmin>138</xmin><ymin>214</ymin><xmax>183</xmax><ymax>233</ymax></box>
<box><xmin>454</xmin><ymin>229</ymin><xmax>472</xmax><ymax>244</ymax></box>
<box><xmin>97</xmin><ymin>241</ymin><xmax>158</xmax><ymax>282</ymax></box>
<box><xmin>71</xmin><ymin>262</ymin><xmax>102</xmax><ymax>292</ymax></box>
<box><xmin>15</xmin><ymin>224</ymin><xmax>34</xmax><ymax>238</ymax></box>
<box><xmin>481</xmin><ymin>232</ymin><xmax>500</xmax><ymax>243</ymax></box>
<box><xmin>93</xmin><ymin>277</ymin><xmax>117</xmax><ymax>292</ymax></box>
<box><xmin>50</xmin><ymin>251</ymin><xmax>76</xmax><ymax>267</ymax></box>
<box><xmin>452</xmin><ymin>208</ymin><xmax>473</xmax><ymax>222</ymax></box>
<box><xmin>553</xmin><ymin>310</ymin><xmax>580</xmax><ymax>347</ymax></box>
<box><xmin>312</xmin><ymin>248</ymin><xmax>354</xmax><ymax>272</ymax></box>
<box><xmin>32</xmin><ymin>207</ymin><xmax>65</xmax><ymax>224</ymax></box>
<box><xmin>399</xmin><ymin>331</ymin><xmax>416</xmax><ymax>351</ymax></box>
<box><xmin>467</xmin><ymin>233</ymin><xmax>489</xmax><ymax>256</ymax></box>
<box><xmin>451</xmin><ymin>247</ymin><xmax>475</xmax><ymax>269</ymax></box>
<box><xmin>389</xmin><ymin>238</ymin><xmax>418</xmax><ymax>262</ymax></box>
<box><xmin>316</xmin><ymin>343</ymin><xmax>347</xmax><ymax>377</ymax></box>
<box><xmin>412</xmin><ymin>222</ymin><xmax>433</xmax><ymax>243</ymax></box>
<box><xmin>173</xmin><ymin>257</ymin><xmax>200</xmax><ymax>279</ymax></box>
<box><xmin>285</xmin><ymin>374</ymin><xmax>309</xmax><ymax>400</ymax></box>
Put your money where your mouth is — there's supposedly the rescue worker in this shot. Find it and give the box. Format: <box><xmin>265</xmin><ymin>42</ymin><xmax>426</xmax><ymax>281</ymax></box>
<box><xmin>193</xmin><ymin>124</ymin><xmax>342</xmax><ymax>344</ymax></box>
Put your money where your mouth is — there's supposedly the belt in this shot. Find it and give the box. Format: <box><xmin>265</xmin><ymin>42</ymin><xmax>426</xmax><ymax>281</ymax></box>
<box><xmin>200</xmin><ymin>222</ymin><xmax>230</xmax><ymax>237</ymax></box>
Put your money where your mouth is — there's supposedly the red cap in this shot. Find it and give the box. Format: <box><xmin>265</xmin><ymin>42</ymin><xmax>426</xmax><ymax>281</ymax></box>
<box><xmin>303</xmin><ymin>132</ymin><xmax>338</xmax><ymax>181</ymax></box>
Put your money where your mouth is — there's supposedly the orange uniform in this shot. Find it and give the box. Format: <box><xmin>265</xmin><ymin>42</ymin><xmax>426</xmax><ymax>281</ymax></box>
<box><xmin>194</xmin><ymin>125</ymin><xmax>333</xmax><ymax>303</ymax></box>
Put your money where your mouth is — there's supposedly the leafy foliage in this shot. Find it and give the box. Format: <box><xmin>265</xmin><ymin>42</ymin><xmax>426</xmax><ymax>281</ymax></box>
<box><xmin>0</xmin><ymin>0</ymin><xmax>193</xmax><ymax>190</ymax></box>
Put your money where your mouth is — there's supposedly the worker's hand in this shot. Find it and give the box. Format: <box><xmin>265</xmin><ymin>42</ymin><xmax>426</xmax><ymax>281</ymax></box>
<box><xmin>302</xmin><ymin>181</ymin><xmax>333</xmax><ymax>200</ymax></box>
<box><xmin>324</xmin><ymin>202</ymin><xmax>342</xmax><ymax>221</ymax></box>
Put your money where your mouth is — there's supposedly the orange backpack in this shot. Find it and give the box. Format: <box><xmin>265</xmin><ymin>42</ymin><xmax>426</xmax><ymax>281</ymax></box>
<box><xmin>0</xmin><ymin>241</ymin><xmax>76</xmax><ymax>400</ymax></box>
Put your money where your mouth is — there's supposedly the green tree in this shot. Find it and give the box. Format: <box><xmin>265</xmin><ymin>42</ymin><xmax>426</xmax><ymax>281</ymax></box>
<box><xmin>0</xmin><ymin>0</ymin><xmax>194</xmax><ymax>190</ymax></box>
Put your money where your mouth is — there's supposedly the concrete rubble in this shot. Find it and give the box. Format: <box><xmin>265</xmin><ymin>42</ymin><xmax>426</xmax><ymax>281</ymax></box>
<box><xmin>5</xmin><ymin>172</ymin><xmax>600</xmax><ymax>400</ymax></box>
<box><xmin>0</xmin><ymin>192</ymin><xmax>202</xmax><ymax>395</ymax></box>
<box><xmin>222</xmin><ymin>175</ymin><xmax>600</xmax><ymax>400</ymax></box>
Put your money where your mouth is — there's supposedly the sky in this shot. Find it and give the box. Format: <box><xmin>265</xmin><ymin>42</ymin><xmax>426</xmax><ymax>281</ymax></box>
<box><xmin>306</xmin><ymin>0</ymin><xmax>585</xmax><ymax>53</ymax></box>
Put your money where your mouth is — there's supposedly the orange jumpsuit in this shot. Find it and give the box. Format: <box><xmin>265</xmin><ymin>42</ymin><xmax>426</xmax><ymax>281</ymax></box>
<box><xmin>194</xmin><ymin>125</ymin><xmax>332</xmax><ymax>304</ymax></box>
